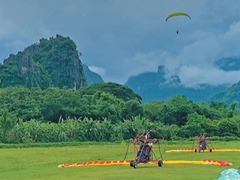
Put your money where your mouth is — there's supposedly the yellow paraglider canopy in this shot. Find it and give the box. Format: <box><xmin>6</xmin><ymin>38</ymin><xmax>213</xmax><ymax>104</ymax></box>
<box><xmin>165</xmin><ymin>11</ymin><xmax>191</xmax><ymax>21</ymax></box>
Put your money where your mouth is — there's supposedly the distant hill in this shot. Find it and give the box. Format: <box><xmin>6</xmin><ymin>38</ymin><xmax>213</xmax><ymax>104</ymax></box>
<box><xmin>83</xmin><ymin>64</ymin><xmax>104</xmax><ymax>84</ymax></box>
<box><xmin>0</xmin><ymin>34</ymin><xmax>86</xmax><ymax>89</ymax></box>
<box><xmin>210</xmin><ymin>81</ymin><xmax>240</xmax><ymax>107</ymax></box>
<box><xmin>209</xmin><ymin>56</ymin><xmax>240</xmax><ymax>107</ymax></box>
<box><xmin>125</xmin><ymin>65</ymin><xmax>228</xmax><ymax>103</ymax></box>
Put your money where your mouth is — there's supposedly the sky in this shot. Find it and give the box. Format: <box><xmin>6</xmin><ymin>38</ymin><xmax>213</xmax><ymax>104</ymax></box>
<box><xmin>1</xmin><ymin>0</ymin><xmax>240</xmax><ymax>87</ymax></box>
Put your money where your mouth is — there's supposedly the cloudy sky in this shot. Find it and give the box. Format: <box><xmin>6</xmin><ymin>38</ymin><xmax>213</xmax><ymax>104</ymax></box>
<box><xmin>1</xmin><ymin>0</ymin><xmax>240</xmax><ymax>86</ymax></box>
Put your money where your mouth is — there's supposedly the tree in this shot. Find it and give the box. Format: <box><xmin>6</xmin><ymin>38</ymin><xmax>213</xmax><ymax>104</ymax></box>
<box><xmin>179</xmin><ymin>123</ymin><xmax>202</xmax><ymax>138</ymax></box>
<box><xmin>121</xmin><ymin>99</ymin><xmax>144</xmax><ymax>120</ymax></box>
<box><xmin>143</xmin><ymin>101</ymin><xmax>164</xmax><ymax>122</ymax></box>
<box><xmin>217</xmin><ymin>118</ymin><xmax>239</xmax><ymax>137</ymax></box>
<box><xmin>79</xmin><ymin>82</ymin><xmax>142</xmax><ymax>102</ymax></box>
<box><xmin>0</xmin><ymin>110</ymin><xmax>18</xmax><ymax>142</ymax></box>
<box><xmin>186</xmin><ymin>112</ymin><xmax>218</xmax><ymax>136</ymax></box>
<box><xmin>159</xmin><ymin>96</ymin><xmax>194</xmax><ymax>126</ymax></box>
<box><xmin>88</xmin><ymin>92</ymin><xmax>123</xmax><ymax>123</ymax></box>
<box><xmin>196</xmin><ymin>102</ymin><xmax>223</xmax><ymax>120</ymax></box>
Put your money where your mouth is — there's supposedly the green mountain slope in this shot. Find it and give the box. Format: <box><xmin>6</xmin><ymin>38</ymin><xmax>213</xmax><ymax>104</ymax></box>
<box><xmin>0</xmin><ymin>34</ymin><xmax>86</xmax><ymax>89</ymax></box>
<box><xmin>210</xmin><ymin>81</ymin><xmax>240</xmax><ymax>107</ymax></box>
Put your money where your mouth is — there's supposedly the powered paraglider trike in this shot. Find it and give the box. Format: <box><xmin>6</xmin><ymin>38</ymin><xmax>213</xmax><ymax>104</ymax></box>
<box><xmin>193</xmin><ymin>133</ymin><xmax>213</xmax><ymax>153</ymax></box>
<box><xmin>128</xmin><ymin>130</ymin><xmax>164</xmax><ymax>168</ymax></box>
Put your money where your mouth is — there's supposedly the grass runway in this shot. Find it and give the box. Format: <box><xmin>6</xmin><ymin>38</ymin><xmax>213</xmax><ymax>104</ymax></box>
<box><xmin>0</xmin><ymin>141</ymin><xmax>239</xmax><ymax>180</ymax></box>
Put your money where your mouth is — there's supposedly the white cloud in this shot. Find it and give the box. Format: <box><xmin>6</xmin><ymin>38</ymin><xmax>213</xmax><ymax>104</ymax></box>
<box><xmin>88</xmin><ymin>65</ymin><xmax>106</xmax><ymax>78</ymax></box>
<box><xmin>224</xmin><ymin>21</ymin><xmax>240</xmax><ymax>39</ymax></box>
<box><xmin>178</xmin><ymin>66</ymin><xmax>240</xmax><ymax>87</ymax></box>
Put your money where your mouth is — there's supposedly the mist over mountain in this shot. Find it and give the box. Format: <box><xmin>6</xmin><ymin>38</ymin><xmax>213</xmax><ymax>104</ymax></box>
<box><xmin>124</xmin><ymin>57</ymin><xmax>240</xmax><ymax>104</ymax></box>
<box><xmin>125</xmin><ymin>65</ymin><xmax>231</xmax><ymax>103</ymax></box>
<box><xmin>214</xmin><ymin>57</ymin><xmax>240</xmax><ymax>71</ymax></box>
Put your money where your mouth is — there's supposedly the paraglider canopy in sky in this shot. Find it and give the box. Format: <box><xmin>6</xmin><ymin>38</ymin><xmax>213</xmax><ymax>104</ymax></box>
<box><xmin>165</xmin><ymin>11</ymin><xmax>191</xmax><ymax>21</ymax></box>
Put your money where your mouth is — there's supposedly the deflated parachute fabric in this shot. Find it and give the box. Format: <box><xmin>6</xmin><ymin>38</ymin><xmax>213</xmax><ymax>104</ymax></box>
<box><xmin>165</xmin><ymin>11</ymin><xmax>191</xmax><ymax>21</ymax></box>
<box><xmin>58</xmin><ymin>160</ymin><xmax>129</xmax><ymax>168</ymax></box>
<box><xmin>166</xmin><ymin>148</ymin><xmax>240</xmax><ymax>153</ymax></box>
<box><xmin>58</xmin><ymin>159</ymin><xmax>232</xmax><ymax>168</ymax></box>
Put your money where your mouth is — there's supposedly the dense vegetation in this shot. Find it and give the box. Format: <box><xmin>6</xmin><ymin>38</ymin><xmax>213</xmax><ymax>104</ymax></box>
<box><xmin>0</xmin><ymin>82</ymin><xmax>239</xmax><ymax>144</ymax></box>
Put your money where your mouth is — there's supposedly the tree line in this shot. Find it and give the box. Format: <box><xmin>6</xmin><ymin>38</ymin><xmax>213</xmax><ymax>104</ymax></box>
<box><xmin>0</xmin><ymin>83</ymin><xmax>239</xmax><ymax>143</ymax></box>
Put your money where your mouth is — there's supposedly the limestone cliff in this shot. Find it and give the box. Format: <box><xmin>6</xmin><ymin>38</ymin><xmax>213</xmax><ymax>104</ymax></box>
<box><xmin>0</xmin><ymin>34</ymin><xmax>86</xmax><ymax>89</ymax></box>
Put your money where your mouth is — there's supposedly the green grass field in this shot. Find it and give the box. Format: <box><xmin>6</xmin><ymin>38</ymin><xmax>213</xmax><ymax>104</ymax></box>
<box><xmin>0</xmin><ymin>141</ymin><xmax>239</xmax><ymax>180</ymax></box>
